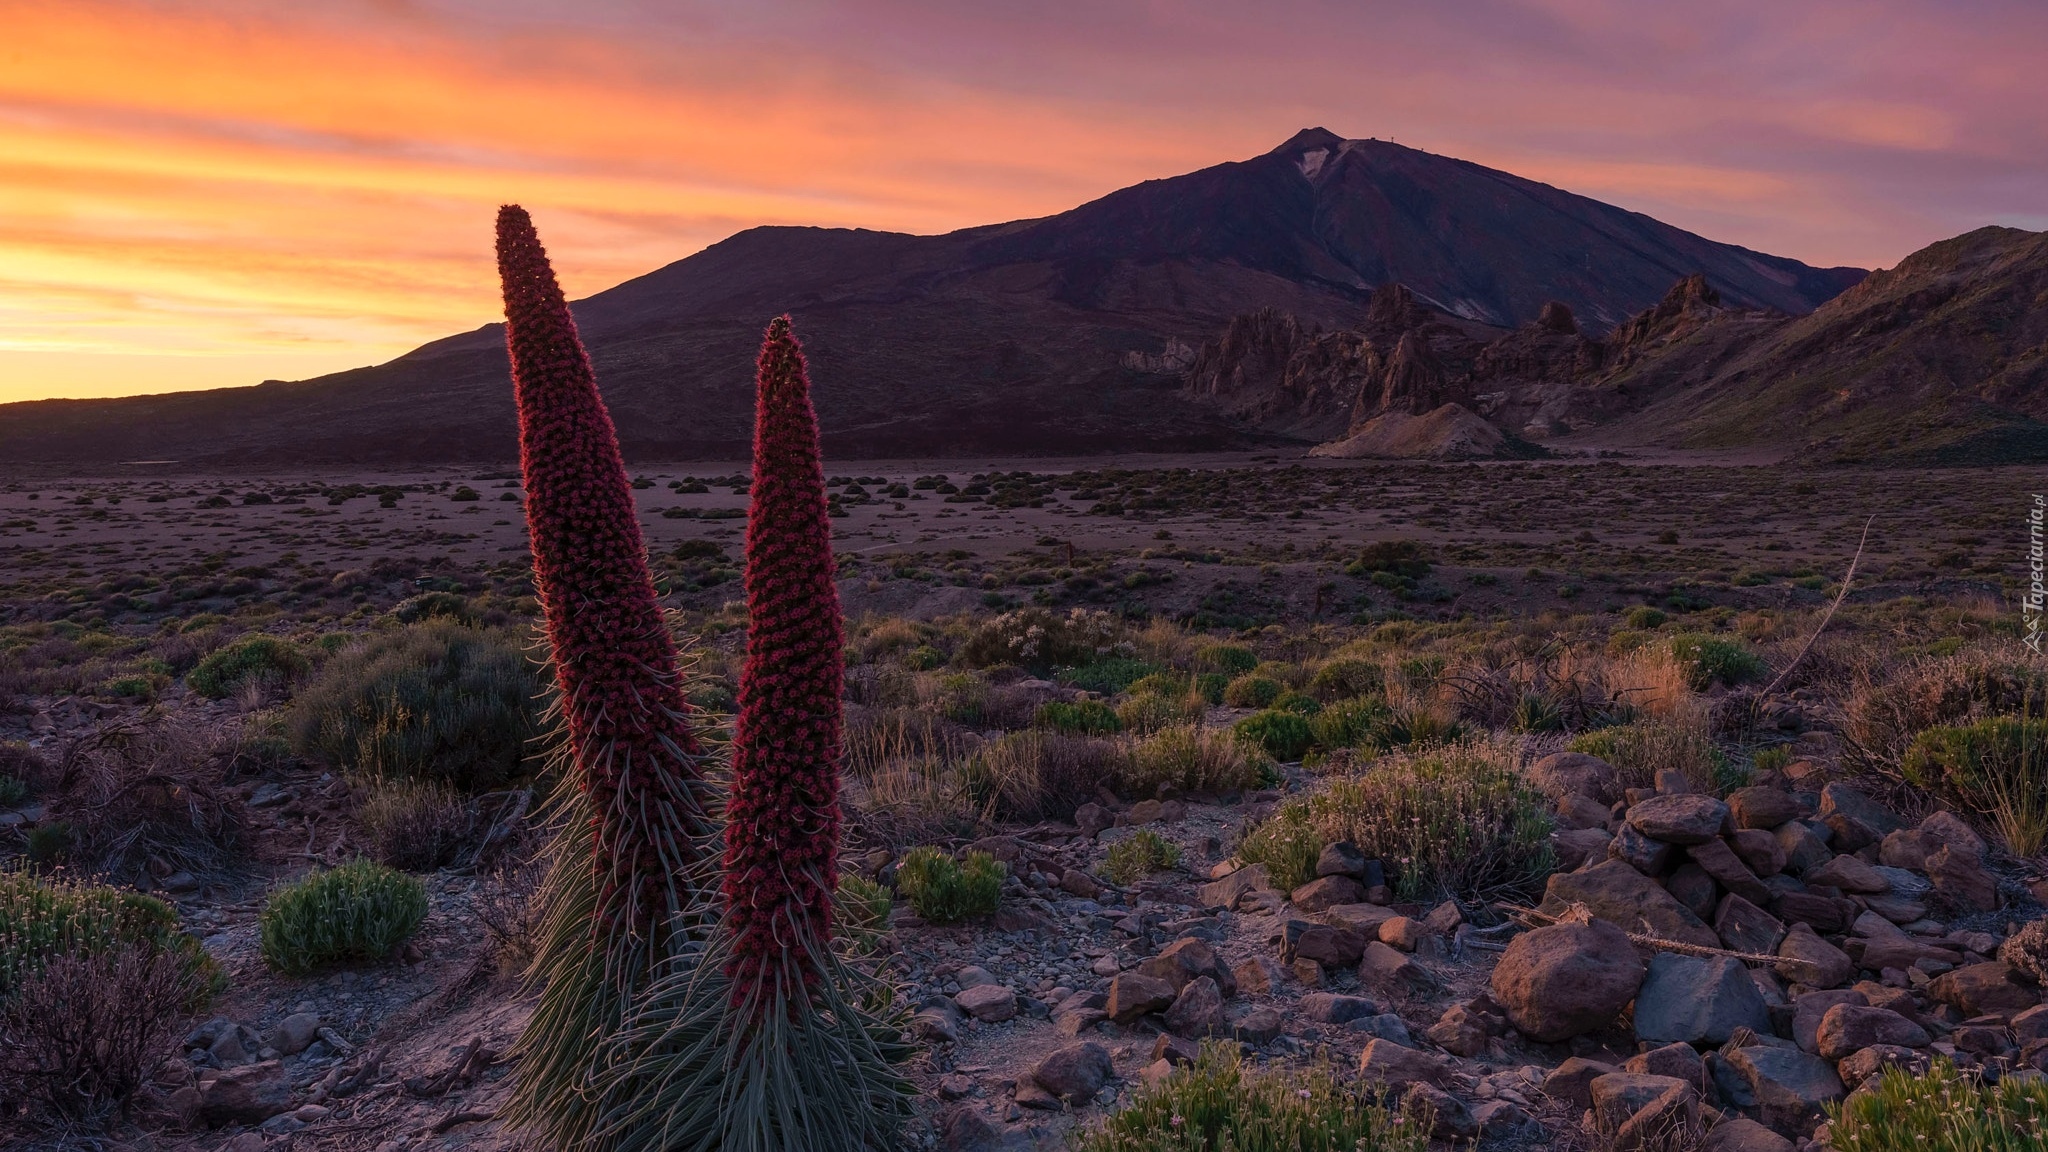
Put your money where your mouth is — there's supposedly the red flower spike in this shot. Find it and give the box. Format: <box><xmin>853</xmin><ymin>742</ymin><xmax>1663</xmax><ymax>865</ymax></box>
<box><xmin>722</xmin><ymin>315</ymin><xmax>844</xmax><ymax>1003</ymax></box>
<box><xmin>495</xmin><ymin>204</ymin><xmax>714</xmax><ymax>940</ymax></box>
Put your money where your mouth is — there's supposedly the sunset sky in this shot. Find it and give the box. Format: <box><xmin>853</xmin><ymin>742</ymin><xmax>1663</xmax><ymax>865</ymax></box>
<box><xmin>3</xmin><ymin>0</ymin><xmax>2045</xmax><ymax>404</ymax></box>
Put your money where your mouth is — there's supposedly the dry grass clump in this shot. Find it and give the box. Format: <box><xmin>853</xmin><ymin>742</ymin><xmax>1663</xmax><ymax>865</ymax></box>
<box><xmin>1120</xmin><ymin>723</ymin><xmax>1267</xmax><ymax>797</ymax></box>
<box><xmin>0</xmin><ymin>943</ymin><xmax>208</xmax><ymax>1123</ymax></box>
<box><xmin>958</xmin><ymin>730</ymin><xmax>1119</xmax><ymax>822</ymax></box>
<box><xmin>1602</xmin><ymin>643</ymin><xmax>1694</xmax><ymax>719</ymax></box>
<box><xmin>40</xmin><ymin>714</ymin><xmax>246</xmax><ymax>882</ymax></box>
<box><xmin>358</xmin><ymin>779</ymin><xmax>474</xmax><ymax>871</ymax></box>
<box><xmin>1567</xmin><ymin>701</ymin><xmax>1731</xmax><ymax>793</ymax></box>
<box><xmin>1833</xmin><ymin>644</ymin><xmax>2042</xmax><ymax>777</ymax></box>
<box><xmin>1443</xmin><ymin>643</ymin><xmax>1620</xmax><ymax>732</ymax></box>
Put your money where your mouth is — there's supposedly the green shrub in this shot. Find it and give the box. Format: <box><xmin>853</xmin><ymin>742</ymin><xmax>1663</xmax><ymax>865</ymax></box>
<box><xmin>1074</xmin><ymin>1041</ymin><xmax>1428</xmax><ymax>1152</ymax></box>
<box><xmin>1380</xmin><ymin>704</ymin><xmax>1464</xmax><ymax>749</ymax></box>
<box><xmin>0</xmin><ymin>872</ymin><xmax>216</xmax><ymax>1002</ymax></box>
<box><xmin>1272</xmin><ymin>690</ymin><xmax>1320</xmax><ymax>715</ymax></box>
<box><xmin>902</xmin><ymin>644</ymin><xmax>945</xmax><ymax>671</ymax></box>
<box><xmin>1753</xmin><ymin>746</ymin><xmax>1792</xmax><ymax>774</ymax></box>
<box><xmin>1104</xmin><ymin>830</ymin><xmax>1182</xmax><ymax>885</ymax></box>
<box><xmin>894</xmin><ymin>847</ymin><xmax>1004</xmax><ymax>923</ymax></box>
<box><xmin>834</xmin><ymin>874</ymin><xmax>894</xmax><ymax>954</ymax></box>
<box><xmin>0</xmin><ymin>775</ymin><xmax>28</xmax><ymax>808</ymax></box>
<box><xmin>1901</xmin><ymin>717</ymin><xmax>2048</xmax><ymax>857</ymax></box>
<box><xmin>1826</xmin><ymin>1057</ymin><xmax>2048</xmax><ymax>1152</ymax></box>
<box><xmin>1235</xmin><ymin>807</ymin><xmax>1323</xmax><ymax>890</ymax></box>
<box><xmin>1194</xmin><ymin>644</ymin><xmax>1258</xmax><ymax>676</ymax></box>
<box><xmin>1348</xmin><ymin>540</ymin><xmax>1431</xmax><ymax>579</ymax></box>
<box><xmin>1233</xmin><ymin>709</ymin><xmax>1314</xmax><ymax>762</ymax></box>
<box><xmin>1034</xmin><ymin>699</ymin><xmax>1123</xmax><ymax>735</ymax></box>
<box><xmin>1120</xmin><ymin>724</ymin><xmax>1269</xmax><ymax>797</ymax></box>
<box><xmin>1115</xmin><ymin>690</ymin><xmax>1205</xmax><ymax>734</ymax></box>
<box><xmin>1194</xmin><ymin>672</ymin><xmax>1230</xmax><ymax>704</ymax></box>
<box><xmin>1569</xmin><ymin>717</ymin><xmax>1732</xmax><ymax>792</ymax></box>
<box><xmin>931</xmin><ymin>672</ymin><xmax>990</xmax><ymax>726</ymax></box>
<box><xmin>1222</xmin><ymin>674</ymin><xmax>1282</xmax><ymax>709</ymax></box>
<box><xmin>1624</xmin><ymin>606</ymin><xmax>1667</xmax><ymax>629</ymax></box>
<box><xmin>390</xmin><ymin>591</ymin><xmax>476</xmax><ymax>624</ymax></box>
<box><xmin>1309</xmin><ymin>696</ymin><xmax>1392</xmax><ymax>751</ymax></box>
<box><xmin>1669</xmin><ymin>633</ymin><xmax>1767</xmax><ymax>689</ymax></box>
<box><xmin>1274</xmin><ymin>740</ymin><xmax>1555</xmax><ymax>904</ymax></box>
<box><xmin>288</xmin><ymin>622</ymin><xmax>543</xmax><ymax>791</ymax></box>
<box><xmin>1060</xmin><ymin>658</ymin><xmax>1160</xmax><ymax>695</ymax></box>
<box><xmin>187</xmin><ymin>635</ymin><xmax>308</xmax><ymax>699</ymax></box>
<box><xmin>1306</xmin><ymin>658</ymin><xmax>1383</xmax><ymax>702</ymax></box>
<box><xmin>259</xmin><ymin>860</ymin><xmax>429</xmax><ymax>974</ymax></box>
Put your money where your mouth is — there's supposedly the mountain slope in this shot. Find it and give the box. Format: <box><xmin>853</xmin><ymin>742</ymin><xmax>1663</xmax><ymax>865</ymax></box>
<box><xmin>0</xmin><ymin>129</ymin><xmax>1865</xmax><ymax>466</ymax></box>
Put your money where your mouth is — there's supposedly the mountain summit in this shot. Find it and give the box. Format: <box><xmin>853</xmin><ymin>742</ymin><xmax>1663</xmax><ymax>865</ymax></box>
<box><xmin>0</xmin><ymin>131</ymin><xmax>1866</xmax><ymax>464</ymax></box>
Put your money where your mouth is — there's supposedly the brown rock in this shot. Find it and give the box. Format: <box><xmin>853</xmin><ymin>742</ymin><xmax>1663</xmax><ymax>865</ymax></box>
<box><xmin>1927</xmin><ymin>963</ymin><xmax>2042</xmax><ymax>1017</ymax></box>
<box><xmin>1691</xmin><ymin>838</ymin><xmax>1773</xmax><ymax>904</ymax></box>
<box><xmin>1540</xmin><ymin>858</ymin><xmax>1718</xmax><ymax>950</ymax></box>
<box><xmin>1805</xmin><ymin>854</ymin><xmax>1890</xmax><ymax>895</ymax></box>
<box><xmin>1378</xmin><ymin>916</ymin><xmax>1426</xmax><ymax>951</ymax></box>
<box><xmin>1714</xmin><ymin>894</ymin><xmax>1787</xmax><ymax>955</ymax></box>
<box><xmin>1198</xmin><ymin>863</ymin><xmax>1271</xmax><ymax>909</ymax></box>
<box><xmin>1590</xmin><ymin>1072</ymin><xmax>1694</xmax><ymax>1136</ymax></box>
<box><xmin>1163</xmin><ymin>976</ymin><xmax>1226</xmax><ymax>1037</ymax></box>
<box><xmin>1358</xmin><ymin>940</ymin><xmax>1435</xmax><ymax>993</ymax></box>
<box><xmin>1627</xmin><ymin>794</ymin><xmax>1730</xmax><ymax>845</ymax></box>
<box><xmin>1555</xmin><ymin>794</ymin><xmax>1616</xmax><ymax>832</ymax></box>
<box><xmin>1792</xmin><ymin>989</ymin><xmax>1867</xmax><ymax>1053</ymax></box>
<box><xmin>1541</xmin><ymin>1057</ymin><xmax>1618</xmax><ymax>1109</ymax></box>
<box><xmin>1525</xmin><ymin>750</ymin><xmax>1622</xmax><ymax>805</ymax></box>
<box><xmin>1031</xmin><ymin>1042</ymin><xmax>1113</xmax><ymax>1102</ymax></box>
<box><xmin>1287</xmin><ymin>921</ymin><xmax>1368</xmax><ymax>969</ymax></box>
<box><xmin>1105</xmin><ymin>972</ymin><xmax>1177</xmax><ymax>1022</ymax></box>
<box><xmin>1355</xmin><ymin>1038</ymin><xmax>1451</xmax><ymax>1087</ymax></box>
<box><xmin>1835</xmin><ymin>1043</ymin><xmax>1924</xmax><ymax>1088</ymax></box>
<box><xmin>1728</xmin><ymin>787</ymin><xmax>1800</xmax><ymax>831</ymax></box>
<box><xmin>1553</xmin><ymin>826</ymin><xmax>1615</xmax><ymax>869</ymax></box>
<box><xmin>1139</xmin><ymin>937</ymin><xmax>1236</xmax><ymax>996</ymax></box>
<box><xmin>1775</xmin><ymin>822</ymin><xmax>1834</xmax><ymax>876</ymax></box>
<box><xmin>1702</xmin><ymin>1117</ymin><xmax>1795</xmax><ymax>1152</ymax></box>
<box><xmin>197</xmin><ymin>1061</ymin><xmax>292</xmax><ymax>1127</ymax></box>
<box><xmin>1320</xmin><ymin>902</ymin><xmax>1399</xmax><ymax>934</ymax></box>
<box><xmin>1074</xmin><ymin>803</ymin><xmax>1114</xmax><ymax>838</ymax></box>
<box><xmin>1878</xmin><ymin>829</ymin><xmax>1934</xmax><ymax>872</ymax></box>
<box><xmin>1772</xmin><ymin>890</ymin><xmax>1852</xmax><ymax>933</ymax></box>
<box><xmin>955</xmin><ymin>984</ymin><xmax>1018</xmax><ymax>1022</ymax></box>
<box><xmin>1926</xmin><ymin>845</ymin><xmax>1999</xmax><ymax>913</ymax></box>
<box><xmin>1290</xmin><ymin>874</ymin><xmax>1366</xmax><ymax>913</ymax></box>
<box><xmin>1815</xmin><ymin>1004</ymin><xmax>1930</xmax><ymax>1060</ymax></box>
<box><xmin>1423</xmin><ymin>899</ymin><xmax>1464</xmax><ymax>935</ymax></box>
<box><xmin>1666</xmin><ymin>862</ymin><xmax>1719</xmax><ymax>921</ymax></box>
<box><xmin>1720</xmin><ymin>1045</ymin><xmax>1843</xmax><ymax>1136</ymax></box>
<box><xmin>1777</xmin><ymin>923</ymin><xmax>1853</xmax><ymax>989</ymax></box>
<box><xmin>1490</xmin><ymin>919</ymin><xmax>1645</xmax><ymax>1042</ymax></box>
<box><xmin>1730</xmin><ymin>828</ymin><xmax>1788</xmax><ymax>877</ymax></box>
<box><xmin>1919</xmin><ymin>810</ymin><xmax>1987</xmax><ymax>859</ymax></box>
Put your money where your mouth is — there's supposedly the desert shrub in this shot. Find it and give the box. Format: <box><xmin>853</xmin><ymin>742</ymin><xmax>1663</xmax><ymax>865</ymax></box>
<box><xmin>1120</xmin><ymin>724</ymin><xmax>1268</xmax><ymax>797</ymax></box>
<box><xmin>259</xmin><ymin>859</ymin><xmax>429</xmax><ymax>974</ymax></box>
<box><xmin>0</xmin><ymin>941</ymin><xmax>209</xmax><ymax>1122</ymax></box>
<box><xmin>835</xmin><ymin>874</ymin><xmax>895</xmax><ymax>954</ymax></box>
<box><xmin>958</xmin><ymin>607</ymin><xmax>1126</xmax><ymax>674</ymax></box>
<box><xmin>956</xmin><ymin>730</ymin><xmax>1119</xmax><ymax>822</ymax></box>
<box><xmin>1349</xmin><ymin>540</ymin><xmax>1431</xmax><ymax>580</ymax></box>
<box><xmin>0</xmin><ymin>741</ymin><xmax>48</xmax><ymax>797</ymax></box>
<box><xmin>1309</xmin><ymin>696</ymin><xmax>1392</xmax><ymax>751</ymax></box>
<box><xmin>1073</xmin><ymin>1041</ymin><xmax>1428</xmax><ymax>1152</ymax></box>
<box><xmin>1379</xmin><ymin>703</ymin><xmax>1464</xmax><ymax>749</ymax></box>
<box><xmin>1307</xmin><ymin>658</ymin><xmax>1384</xmax><ymax>702</ymax></box>
<box><xmin>1624</xmin><ymin>606</ymin><xmax>1667</xmax><ymax>630</ymax></box>
<box><xmin>926</xmin><ymin>671</ymin><xmax>991</xmax><ymax>726</ymax></box>
<box><xmin>1034</xmin><ymin>699</ymin><xmax>1123</xmax><ymax>735</ymax></box>
<box><xmin>1268</xmin><ymin>740</ymin><xmax>1555</xmax><ymax>904</ymax></box>
<box><xmin>1668</xmin><ymin>633</ymin><xmax>1767</xmax><ymax>689</ymax></box>
<box><xmin>474</xmin><ymin>857</ymin><xmax>544</xmax><ymax>963</ymax></box>
<box><xmin>0</xmin><ymin>774</ymin><xmax>27</xmax><ymax>808</ymax></box>
<box><xmin>1753</xmin><ymin>746</ymin><xmax>1792</xmax><ymax>774</ymax></box>
<box><xmin>1233</xmin><ymin>709</ymin><xmax>1314</xmax><ymax>762</ymax></box>
<box><xmin>1116</xmin><ymin>688</ymin><xmax>1206</xmax><ymax>734</ymax></box>
<box><xmin>40</xmin><ymin>715</ymin><xmax>245</xmax><ymax>881</ymax></box>
<box><xmin>1272</xmin><ymin>690</ymin><xmax>1320</xmax><ymax>715</ymax></box>
<box><xmin>391</xmin><ymin>590</ymin><xmax>476</xmax><ymax>624</ymax></box>
<box><xmin>1236</xmin><ymin>807</ymin><xmax>1323</xmax><ymax>890</ymax></box>
<box><xmin>894</xmin><ymin>847</ymin><xmax>1004</xmax><ymax>923</ymax></box>
<box><xmin>1193</xmin><ymin>672</ymin><xmax>1230</xmax><ymax>704</ymax></box>
<box><xmin>1222</xmin><ymin>674</ymin><xmax>1282</xmax><ymax>709</ymax></box>
<box><xmin>1999</xmin><ymin>919</ymin><xmax>2048</xmax><ymax>984</ymax></box>
<box><xmin>1103</xmin><ymin>829</ymin><xmax>1181</xmax><ymax>885</ymax></box>
<box><xmin>1060</xmin><ymin>657</ymin><xmax>1160</xmax><ymax>695</ymax></box>
<box><xmin>1568</xmin><ymin>708</ymin><xmax>1732</xmax><ymax>793</ymax></box>
<box><xmin>0</xmin><ymin>871</ymin><xmax>213</xmax><ymax>1001</ymax></box>
<box><xmin>1901</xmin><ymin>717</ymin><xmax>2048</xmax><ymax>857</ymax></box>
<box><xmin>1826</xmin><ymin>1057</ymin><xmax>2048</xmax><ymax>1152</ymax></box>
<box><xmin>288</xmin><ymin>622</ymin><xmax>543</xmax><ymax>791</ymax></box>
<box><xmin>1194</xmin><ymin>643</ymin><xmax>1258</xmax><ymax>676</ymax></box>
<box><xmin>1837</xmin><ymin>647</ymin><xmax>2044</xmax><ymax>778</ymax></box>
<box><xmin>358</xmin><ymin>779</ymin><xmax>472</xmax><ymax>871</ymax></box>
<box><xmin>186</xmin><ymin>634</ymin><xmax>308</xmax><ymax>699</ymax></box>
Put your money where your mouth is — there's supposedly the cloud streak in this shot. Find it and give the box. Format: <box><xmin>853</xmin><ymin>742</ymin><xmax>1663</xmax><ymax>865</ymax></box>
<box><xmin>1</xmin><ymin>0</ymin><xmax>2043</xmax><ymax>401</ymax></box>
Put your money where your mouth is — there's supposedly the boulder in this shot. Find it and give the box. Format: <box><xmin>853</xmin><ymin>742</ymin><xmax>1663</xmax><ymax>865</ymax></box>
<box><xmin>1291</xmin><ymin>875</ymin><xmax>1366</xmax><ymax>913</ymax></box>
<box><xmin>1316</xmin><ymin>841</ymin><xmax>1369</xmax><ymax>879</ymax></box>
<box><xmin>1553</xmin><ymin>826</ymin><xmax>1615</xmax><ymax>870</ymax></box>
<box><xmin>1378</xmin><ymin>916</ymin><xmax>1426</xmax><ymax>952</ymax></box>
<box><xmin>1634</xmin><ymin>953</ymin><xmax>1771</xmax><ymax>1046</ymax></box>
<box><xmin>1355</xmin><ymin>1038</ymin><xmax>1450</xmax><ymax>1088</ymax></box>
<box><xmin>1815</xmin><ymin>1004</ymin><xmax>1930</xmax><ymax>1060</ymax></box>
<box><xmin>1300</xmin><ymin>992</ymin><xmax>1379</xmax><ymax>1025</ymax></box>
<box><xmin>1556</xmin><ymin>793</ymin><xmax>1616</xmax><ymax>832</ymax></box>
<box><xmin>1320</xmin><ymin>902</ymin><xmax>1399</xmax><ymax>934</ymax></box>
<box><xmin>1198</xmin><ymin>864</ymin><xmax>1271</xmax><ymax>910</ymax></box>
<box><xmin>1776</xmin><ymin>923</ymin><xmax>1853</xmax><ymax>989</ymax></box>
<box><xmin>1610</xmin><ymin>823</ymin><xmax>1677</xmax><ymax>875</ymax></box>
<box><xmin>266</xmin><ymin>1013</ymin><xmax>321</xmax><ymax>1057</ymax></box>
<box><xmin>1702</xmin><ymin>1116</ymin><xmax>1796</xmax><ymax>1152</ymax></box>
<box><xmin>1818</xmin><ymin>784</ymin><xmax>1904</xmax><ymax>836</ymax></box>
<box><xmin>1666</xmin><ymin>863</ymin><xmax>1719</xmax><ymax>921</ymax></box>
<box><xmin>1713</xmin><ymin>894</ymin><xmax>1787</xmax><ymax>956</ymax></box>
<box><xmin>1730</xmin><ymin>828</ymin><xmax>1788</xmax><ymax>877</ymax></box>
<box><xmin>1541</xmin><ymin>859</ymin><xmax>1718</xmax><ymax>950</ymax></box>
<box><xmin>1627</xmin><ymin>795</ymin><xmax>1730</xmax><ymax>845</ymax></box>
<box><xmin>1720</xmin><ymin>1045</ymin><xmax>1843</xmax><ymax>1135</ymax></box>
<box><xmin>955</xmin><ymin>984</ymin><xmax>1017</xmax><ymax>1022</ymax></box>
<box><xmin>1772</xmin><ymin>890</ymin><xmax>1852</xmax><ymax>933</ymax></box>
<box><xmin>1791</xmin><ymin>989</ymin><xmax>1866</xmax><ymax>1054</ymax></box>
<box><xmin>1490</xmin><ymin>919</ymin><xmax>1645</xmax><ymax>1042</ymax></box>
<box><xmin>1928</xmin><ymin>963</ymin><xmax>2041</xmax><ymax>1017</ymax></box>
<box><xmin>1774</xmin><ymin>822</ymin><xmax>1833</xmax><ymax>876</ymax></box>
<box><xmin>1163</xmin><ymin>976</ymin><xmax>1226</xmax><ymax>1038</ymax></box>
<box><xmin>1926</xmin><ymin>845</ymin><xmax>1999</xmax><ymax>913</ymax></box>
<box><xmin>1541</xmin><ymin>1056</ymin><xmax>1617</xmax><ymax>1110</ymax></box>
<box><xmin>1287</xmin><ymin>922</ymin><xmax>1368</xmax><ymax>969</ymax></box>
<box><xmin>1589</xmin><ymin>1072</ymin><xmax>1695</xmax><ymax>1137</ymax></box>
<box><xmin>1105</xmin><ymin>973</ymin><xmax>1177</xmax><ymax>1022</ymax></box>
<box><xmin>1835</xmin><ymin>1043</ymin><xmax>1924</xmax><ymax>1088</ymax></box>
<box><xmin>1728</xmin><ymin>788</ymin><xmax>1800</xmax><ymax>831</ymax></box>
<box><xmin>1138</xmin><ymin>937</ymin><xmax>1236</xmax><ymax>996</ymax></box>
<box><xmin>1691</xmin><ymin>838</ymin><xmax>1772</xmax><ymax>904</ymax></box>
<box><xmin>1919</xmin><ymin>810</ymin><xmax>1987</xmax><ymax>859</ymax></box>
<box><xmin>1622</xmin><ymin>1041</ymin><xmax>1705</xmax><ymax>1086</ymax></box>
<box><xmin>1426</xmin><ymin>1001</ymin><xmax>1497</xmax><ymax>1057</ymax></box>
<box><xmin>1227</xmin><ymin>1005</ymin><xmax>1284</xmax><ymax>1045</ymax></box>
<box><xmin>1805</xmin><ymin>855</ymin><xmax>1890</xmax><ymax>895</ymax></box>
<box><xmin>1527</xmin><ymin>751</ymin><xmax>1622</xmax><ymax>804</ymax></box>
<box><xmin>198</xmin><ymin>1061</ymin><xmax>292</xmax><ymax>1127</ymax></box>
<box><xmin>1031</xmin><ymin>1042</ymin><xmax>1113</xmax><ymax>1102</ymax></box>
<box><xmin>1358</xmin><ymin>940</ymin><xmax>1435</xmax><ymax>993</ymax></box>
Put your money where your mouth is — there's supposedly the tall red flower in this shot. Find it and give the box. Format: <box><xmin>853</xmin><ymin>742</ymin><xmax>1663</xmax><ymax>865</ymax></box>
<box><xmin>722</xmin><ymin>315</ymin><xmax>844</xmax><ymax>1005</ymax></box>
<box><xmin>495</xmin><ymin>204</ymin><xmax>715</xmax><ymax>940</ymax></box>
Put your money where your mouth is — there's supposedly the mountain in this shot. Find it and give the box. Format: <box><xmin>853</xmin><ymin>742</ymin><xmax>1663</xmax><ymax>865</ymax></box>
<box><xmin>0</xmin><ymin>128</ymin><xmax>1866</xmax><ymax>466</ymax></box>
<box><xmin>1185</xmin><ymin>226</ymin><xmax>2048</xmax><ymax>464</ymax></box>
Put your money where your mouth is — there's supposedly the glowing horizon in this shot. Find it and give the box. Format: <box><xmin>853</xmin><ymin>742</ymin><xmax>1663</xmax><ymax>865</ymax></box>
<box><xmin>3</xmin><ymin>0</ymin><xmax>2044</xmax><ymax>404</ymax></box>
